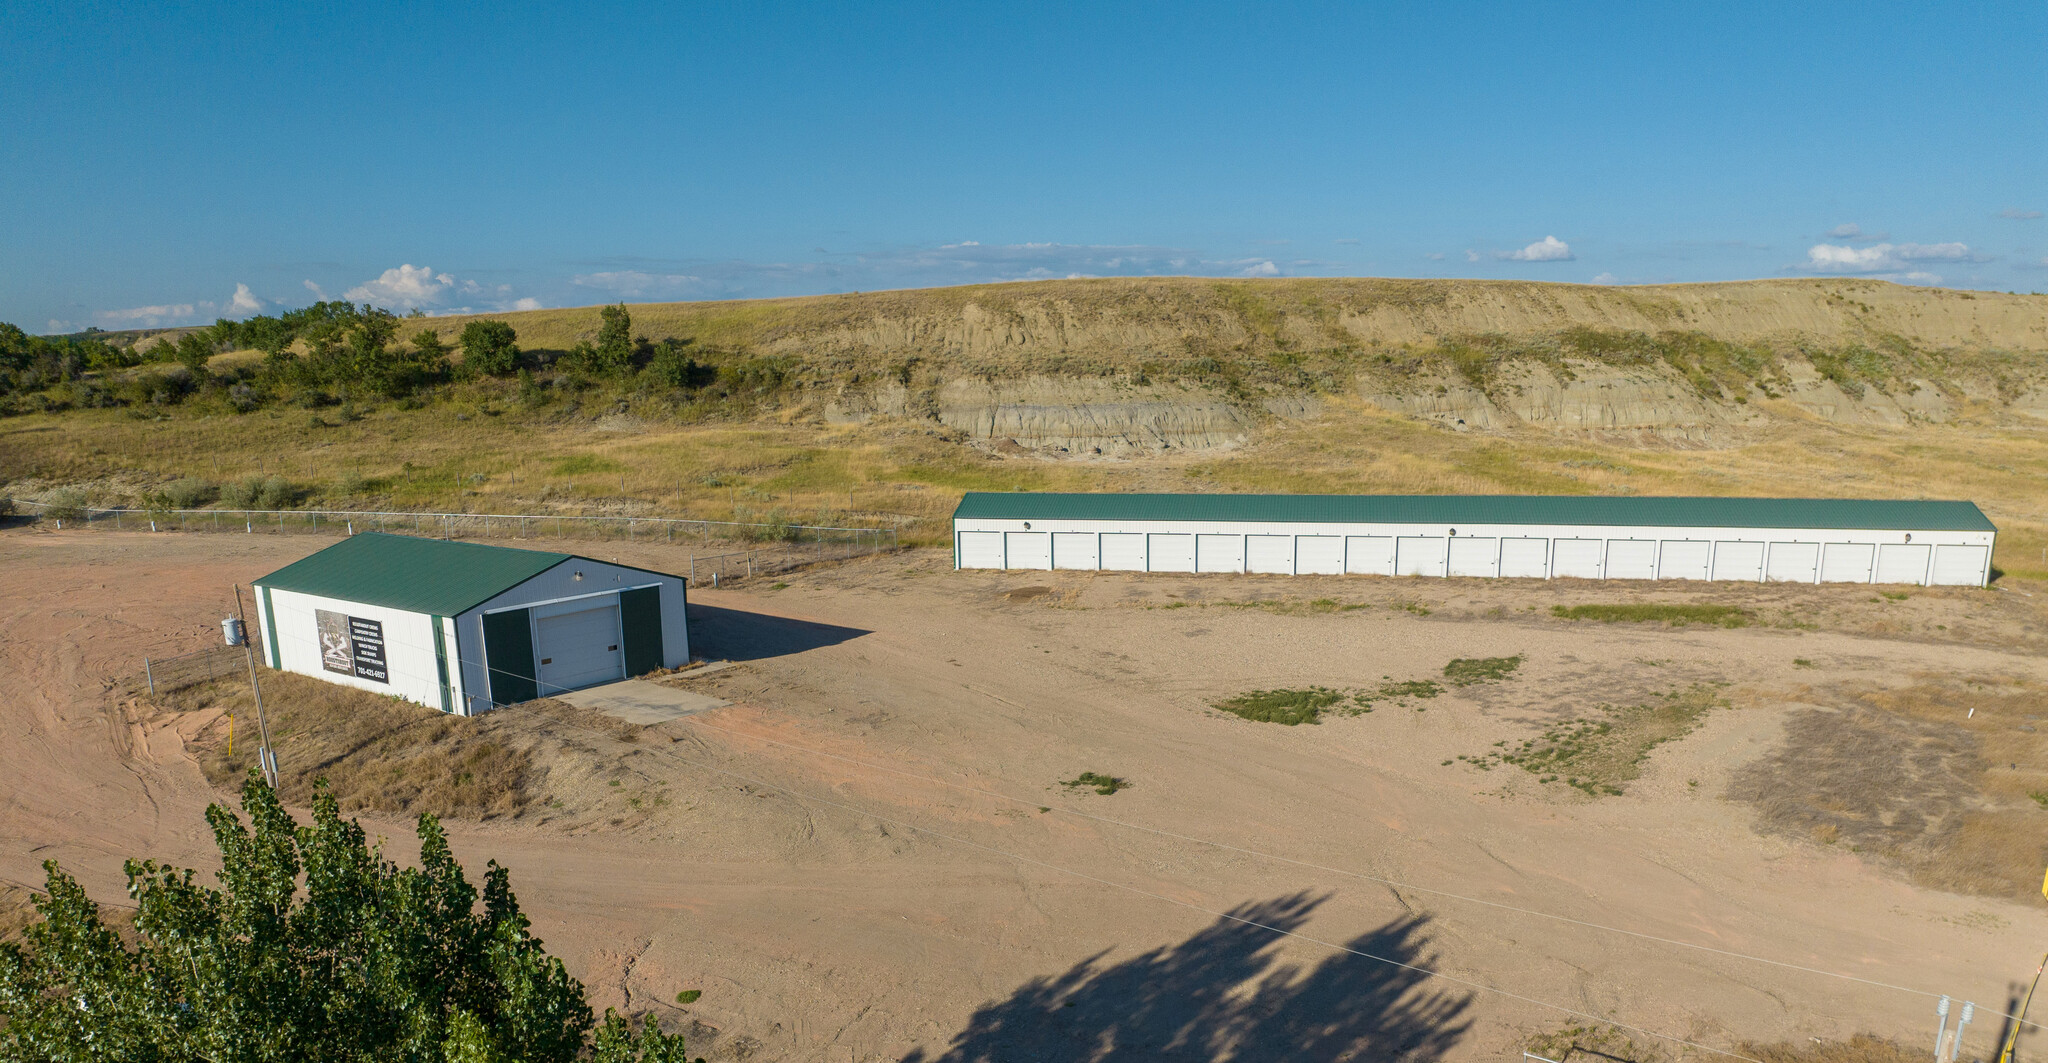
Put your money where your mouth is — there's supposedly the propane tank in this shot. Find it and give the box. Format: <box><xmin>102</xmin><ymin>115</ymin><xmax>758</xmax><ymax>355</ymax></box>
<box><xmin>223</xmin><ymin>617</ymin><xmax>246</xmax><ymax>647</ymax></box>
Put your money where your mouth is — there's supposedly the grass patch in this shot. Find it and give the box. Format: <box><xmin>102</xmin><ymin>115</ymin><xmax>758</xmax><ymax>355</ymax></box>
<box><xmin>1552</xmin><ymin>603</ymin><xmax>1751</xmax><ymax>628</ymax></box>
<box><xmin>1442</xmin><ymin>655</ymin><xmax>1522</xmax><ymax>686</ymax></box>
<box><xmin>1060</xmin><ymin>771</ymin><xmax>1129</xmax><ymax>795</ymax></box>
<box><xmin>1215</xmin><ymin>687</ymin><xmax>1346</xmax><ymax>725</ymax></box>
<box><xmin>157</xmin><ymin>669</ymin><xmax>558</xmax><ymax>819</ymax></box>
<box><xmin>1459</xmin><ymin>684</ymin><xmax>1723</xmax><ymax>796</ymax></box>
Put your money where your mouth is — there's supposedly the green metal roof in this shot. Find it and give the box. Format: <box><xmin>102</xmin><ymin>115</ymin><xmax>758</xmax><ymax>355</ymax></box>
<box><xmin>253</xmin><ymin>533</ymin><xmax>572</xmax><ymax>616</ymax></box>
<box><xmin>952</xmin><ymin>493</ymin><xmax>1996</xmax><ymax>532</ymax></box>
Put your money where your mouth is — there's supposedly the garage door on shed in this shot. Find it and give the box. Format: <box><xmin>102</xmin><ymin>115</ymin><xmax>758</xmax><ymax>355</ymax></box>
<box><xmin>1766</xmin><ymin>542</ymin><xmax>1820</xmax><ymax>583</ymax></box>
<box><xmin>535</xmin><ymin>603</ymin><xmax>623</xmax><ymax>695</ymax></box>
<box><xmin>1930</xmin><ymin>544</ymin><xmax>1989</xmax><ymax>586</ymax></box>
<box><xmin>959</xmin><ymin>531</ymin><xmax>1003</xmax><ymax>569</ymax></box>
<box><xmin>1005</xmin><ymin>531</ymin><xmax>1051</xmax><ymax>570</ymax></box>
<box><xmin>1874</xmin><ymin>543</ymin><xmax>1929</xmax><ymax>585</ymax></box>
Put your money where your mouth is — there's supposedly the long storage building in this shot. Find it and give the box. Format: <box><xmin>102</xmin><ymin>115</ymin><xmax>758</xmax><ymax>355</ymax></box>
<box><xmin>951</xmin><ymin>493</ymin><xmax>1996</xmax><ymax>587</ymax></box>
<box><xmin>252</xmin><ymin>533</ymin><xmax>689</xmax><ymax>715</ymax></box>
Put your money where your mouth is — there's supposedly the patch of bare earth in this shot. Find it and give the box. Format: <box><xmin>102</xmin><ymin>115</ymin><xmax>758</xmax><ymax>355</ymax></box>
<box><xmin>1728</xmin><ymin>677</ymin><xmax>2048</xmax><ymax>900</ymax></box>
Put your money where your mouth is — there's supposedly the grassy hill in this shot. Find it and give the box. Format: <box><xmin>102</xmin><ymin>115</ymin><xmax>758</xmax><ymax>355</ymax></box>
<box><xmin>5</xmin><ymin>276</ymin><xmax>2048</xmax><ymax>572</ymax></box>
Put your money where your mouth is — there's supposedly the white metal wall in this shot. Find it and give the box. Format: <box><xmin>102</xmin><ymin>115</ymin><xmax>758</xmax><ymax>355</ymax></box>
<box><xmin>953</xmin><ymin>518</ymin><xmax>1994</xmax><ymax>587</ymax></box>
<box><xmin>260</xmin><ymin>588</ymin><xmax>446</xmax><ymax>709</ymax></box>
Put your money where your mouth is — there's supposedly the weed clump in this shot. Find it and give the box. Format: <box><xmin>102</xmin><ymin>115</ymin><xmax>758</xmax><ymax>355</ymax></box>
<box><xmin>1442</xmin><ymin>655</ymin><xmax>1523</xmax><ymax>685</ymax></box>
<box><xmin>1552</xmin><ymin>603</ymin><xmax>1750</xmax><ymax>628</ymax></box>
<box><xmin>1456</xmin><ymin>684</ymin><xmax>1724</xmax><ymax>796</ymax></box>
<box><xmin>1215</xmin><ymin>687</ymin><xmax>1345</xmax><ymax>725</ymax></box>
<box><xmin>1061</xmin><ymin>771</ymin><xmax>1129</xmax><ymax>795</ymax></box>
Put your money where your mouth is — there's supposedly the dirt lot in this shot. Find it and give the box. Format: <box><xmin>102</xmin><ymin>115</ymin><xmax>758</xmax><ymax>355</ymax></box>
<box><xmin>5</xmin><ymin>528</ymin><xmax>2048</xmax><ymax>1062</ymax></box>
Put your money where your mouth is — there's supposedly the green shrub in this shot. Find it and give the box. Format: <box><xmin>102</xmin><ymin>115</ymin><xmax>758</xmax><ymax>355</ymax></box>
<box><xmin>221</xmin><ymin>475</ymin><xmax>303</xmax><ymax>510</ymax></box>
<box><xmin>1060</xmin><ymin>771</ymin><xmax>1129</xmax><ymax>795</ymax></box>
<box><xmin>1442</xmin><ymin>655</ymin><xmax>1523</xmax><ymax>685</ymax></box>
<box><xmin>1215</xmin><ymin>687</ymin><xmax>1346</xmax><ymax>725</ymax></box>
<box><xmin>154</xmin><ymin>477</ymin><xmax>218</xmax><ymax>509</ymax></box>
<box><xmin>43</xmin><ymin>487</ymin><xmax>90</xmax><ymax>522</ymax></box>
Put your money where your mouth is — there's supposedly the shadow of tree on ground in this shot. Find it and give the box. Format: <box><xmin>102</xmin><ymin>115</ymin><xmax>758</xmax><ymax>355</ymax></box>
<box><xmin>906</xmin><ymin>892</ymin><xmax>1471</xmax><ymax>1062</ymax></box>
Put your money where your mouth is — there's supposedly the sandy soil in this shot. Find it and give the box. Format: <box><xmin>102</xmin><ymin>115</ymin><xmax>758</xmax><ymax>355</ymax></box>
<box><xmin>5</xmin><ymin>528</ymin><xmax>2047</xmax><ymax>1062</ymax></box>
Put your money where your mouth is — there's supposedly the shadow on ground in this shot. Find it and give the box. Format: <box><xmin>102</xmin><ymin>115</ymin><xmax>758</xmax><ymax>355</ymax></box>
<box><xmin>685</xmin><ymin>603</ymin><xmax>869</xmax><ymax>661</ymax></box>
<box><xmin>906</xmin><ymin>893</ymin><xmax>1470</xmax><ymax>1063</ymax></box>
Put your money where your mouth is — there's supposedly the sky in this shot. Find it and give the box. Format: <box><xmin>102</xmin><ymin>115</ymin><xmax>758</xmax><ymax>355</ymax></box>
<box><xmin>4</xmin><ymin>1</ymin><xmax>2045</xmax><ymax>333</ymax></box>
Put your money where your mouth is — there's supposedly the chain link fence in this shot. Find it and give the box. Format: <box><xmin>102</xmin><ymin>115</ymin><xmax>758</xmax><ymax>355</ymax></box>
<box><xmin>6</xmin><ymin>498</ymin><xmax>899</xmax><ymax>583</ymax></box>
<box><xmin>142</xmin><ymin>644</ymin><xmax>249</xmax><ymax>697</ymax></box>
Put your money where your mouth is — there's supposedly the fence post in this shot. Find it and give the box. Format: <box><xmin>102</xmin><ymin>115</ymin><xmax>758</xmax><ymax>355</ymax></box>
<box><xmin>144</xmin><ymin>657</ymin><xmax>155</xmax><ymax>696</ymax></box>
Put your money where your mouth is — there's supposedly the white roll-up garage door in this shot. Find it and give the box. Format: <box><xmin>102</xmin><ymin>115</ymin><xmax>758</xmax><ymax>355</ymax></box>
<box><xmin>1552</xmin><ymin>539</ymin><xmax>1603</xmax><ymax>579</ymax></box>
<box><xmin>1766</xmin><ymin>542</ymin><xmax>1820</xmax><ymax>583</ymax></box>
<box><xmin>1101</xmin><ymin>533</ymin><xmax>1147</xmax><ymax>571</ymax></box>
<box><xmin>1447</xmin><ymin>537</ymin><xmax>1499</xmax><ymax>578</ymax></box>
<box><xmin>1713</xmin><ymin>542</ymin><xmax>1764</xmax><ymax>582</ymax></box>
<box><xmin>1874</xmin><ymin>543</ymin><xmax>1930</xmax><ymax>585</ymax></box>
<box><xmin>1820</xmin><ymin>543</ymin><xmax>1874</xmax><ymax>583</ymax></box>
<box><xmin>535</xmin><ymin>604</ymin><xmax>623</xmax><ymax>695</ymax></box>
<box><xmin>1247</xmin><ymin>535</ymin><xmax>1293</xmax><ymax>574</ymax></box>
<box><xmin>1296</xmin><ymin>536</ymin><xmax>1344</xmax><ymax>574</ymax></box>
<box><xmin>1196</xmin><ymin>534</ymin><xmax>1244</xmax><ymax>573</ymax></box>
<box><xmin>958</xmin><ymin>532</ymin><xmax>1003</xmax><ymax>569</ymax></box>
<box><xmin>1148</xmin><ymin>533</ymin><xmax>1195</xmax><ymax>572</ymax></box>
<box><xmin>1006</xmin><ymin>531</ymin><xmax>1051</xmax><ymax>570</ymax></box>
<box><xmin>1395</xmin><ymin>537</ymin><xmax>1447</xmax><ymax>577</ymax></box>
<box><xmin>1498</xmin><ymin>538</ymin><xmax>1548</xmax><ymax>578</ymax></box>
<box><xmin>1345</xmin><ymin>536</ymin><xmax>1393</xmax><ymax>575</ymax></box>
<box><xmin>1658</xmin><ymin>541</ymin><xmax>1711</xmax><ymax>580</ymax></box>
<box><xmin>1053</xmin><ymin>532</ymin><xmax>1099</xmax><ymax>570</ymax></box>
<box><xmin>1606</xmin><ymin>540</ymin><xmax>1657</xmax><ymax>580</ymax></box>
<box><xmin>1930</xmin><ymin>544</ymin><xmax>1989</xmax><ymax>586</ymax></box>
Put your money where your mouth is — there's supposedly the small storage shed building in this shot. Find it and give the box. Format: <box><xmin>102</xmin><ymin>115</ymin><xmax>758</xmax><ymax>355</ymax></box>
<box><xmin>952</xmin><ymin>493</ymin><xmax>1996</xmax><ymax>587</ymax></box>
<box><xmin>252</xmin><ymin>533</ymin><xmax>689</xmax><ymax>715</ymax></box>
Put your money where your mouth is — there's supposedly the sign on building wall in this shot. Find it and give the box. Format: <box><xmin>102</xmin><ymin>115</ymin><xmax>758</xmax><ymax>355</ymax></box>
<box><xmin>315</xmin><ymin>609</ymin><xmax>389</xmax><ymax>684</ymax></box>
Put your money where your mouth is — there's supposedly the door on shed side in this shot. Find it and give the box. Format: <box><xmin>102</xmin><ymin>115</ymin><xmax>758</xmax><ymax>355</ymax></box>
<box><xmin>1605</xmin><ymin>540</ymin><xmax>1657</xmax><ymax>580</ymax></box>
<box><xmin>1658</xmin><ymin>541</ymin><xmax>1711</xmax><ymax>580</ymax></box>
<box><xmin>1498</xmin><ymin>538</ymin><xmax>1548</xmax><ymax>578</ymax></box>
<box><xmin>1247</xmin><ymin>535</ymin><xmax>1294</xmax><ymax>574</ymax></box>
<box><xmin>1196</xmin><ymin>534</ymin><xmax>1244</xmax><ymax>573</ymax></box>
<box><xmin>1874</xmin><ymin>543</ymin><xmax>1930</xmax><ymax>585</ymax></box>
<box><xmin>1395</xmin><ymin>537</ymin><xmax>1447</xmax><ymax>577</ymax></box>
<box><xmin>1712</xmin><ymin>542</ymin><xmax>1764</xmax><ymax>582</ymax></box>
<box><xmin>1148</xmin><ymin>533</ymin><xmax>1195</xmax><ymax>572</ymax></box>
<box><xmin>1052</xmin><ymin>532</ymin><xmax>1099</xmax><ymax>570</ymax></box>
<box><xmin>1345</xmin><ymin>536</ymin><xmax>1393</xmax><ymax>575</ymax></box>
<box><xmin>1295</xmin><ymin>536</ymin><xmax>1344</xmax><ymax>575</ymax></box>
<box><xmin>1100</xmin><ymin>533</ymin><xmax>1147</xmax><ymax>571</ymax></box>
<box><xmin>1766</xmin><ymin>542</ymin><xmax>1820</xmax><ymax>583</ymax></box>
<box><xmin>1446</xmin><ymin>537</ymin><xmax>1498</xmax><ymax>578</ymax></box>
<box><xmin>1820</xmin><ymin>543</ymin><xmax>1875</xmax><ymax>583</ymax></box>
<box><xmin>1551</xmin><ymin>539</ymin><xmax>1603</xmax><ymax>579</ymax></box>
<box><xmin>1006</xmin><ymin>532</ymin><xmax>1051</xmax><ymax>570</ymax></box>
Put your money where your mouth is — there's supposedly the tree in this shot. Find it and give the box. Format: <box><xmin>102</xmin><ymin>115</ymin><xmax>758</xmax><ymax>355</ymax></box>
<box><xmin>646</xmin><ymin>338</ymin><xmax>707</xmax><ymax>390</ymax></box>
<box><xmin>413</xmin><ymin>327</ymin><xmax>451</xmax><ymax>366</ymax></box>
<box><xmin>459</xmin><ymin>320</ymin><xmax>521</xmax><ymax>376</ymax></box>
<box><xmin>175</xmin><ymin>331</ymin><xmax>215</xmax><ymax>376</ymax></box>
<box><xmin>0</xmin><ymin>773</ymin><xmax>700</xmax><ymax>1062</ymax></box>
<box><xmin>594</xmin><ymin>304</ymin><xmax>633</xmax><ymax>375</ymax></box>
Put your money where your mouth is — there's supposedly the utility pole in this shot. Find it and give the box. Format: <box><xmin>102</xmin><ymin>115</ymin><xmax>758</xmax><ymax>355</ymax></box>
<box><xmin>231</xmin><ymin>585</ymin><xmax>279</xmax><ymax>789</ymax></box>
<box><xmin>2002</xmin><ymin>952</ymin><xmax>2048</xmax><ymax>1063</ymax></box>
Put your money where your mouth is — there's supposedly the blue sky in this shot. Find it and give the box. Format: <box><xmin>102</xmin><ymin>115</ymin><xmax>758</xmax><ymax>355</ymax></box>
<box><xmin>4</xmin><ymin>1</ymin><xmax>2044</xmax><ymax>332</ymax></box>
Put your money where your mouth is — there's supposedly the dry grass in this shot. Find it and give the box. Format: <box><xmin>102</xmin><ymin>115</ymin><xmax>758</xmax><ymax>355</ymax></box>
<box><xmin>1531</xmin><ymin>1023</ymin><xmax>1918</xmax><ymax>1063</ymax></box>
<box><xmin>1464</xmin><ymin>684</ymin><xmax>1724</xmax><ymax>796</ymax></box>
<box><xmin>158</xmin><ymin>669</ymin><xmax>535</xmax><ymax>819</ymax></box>
<box><xmin>1730</xmin><ymin>677</ymin><xmax>2048</xmax><ymax>899</ymax></box>
<box><xmin>1738</xmin><ymin>1035</ymin><xmax>1923</xmax><ymax>1063</ymax></box>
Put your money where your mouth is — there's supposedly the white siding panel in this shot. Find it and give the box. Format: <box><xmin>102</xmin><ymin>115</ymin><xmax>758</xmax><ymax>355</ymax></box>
<box><xmin>1101</xmin><ymin>533</ymin><xmax>1147</xmax><ymax>571</ymax></box>
<box><xmin>1447</xmin><ymin>537</ymin><xmax>1499</xmax><ymax>578</ymax></box>
<box><xmin>958</xmin><ymin>531</ymin><xmax>1004</xmax><ymax>570</ymax></box>
<box><xmin>1005</xmin><ymin>532</ymin><xmax>1051</xmax><ymax>570</ymax></box>
<box><xmin>1498</xmin><ymin>538</ymin><xmax>1549</xmax><ymax>578</ymax></box>
<box><xmin>1767</xmin><ymin>542</ymin><xmax>1820</xmax><ymax>583</ymax></box>
<box><xmin>1345</xmin><ymin>536</ymin><xmax>1393</xmax><ymax>575</ymax></box>
<box><xmin>1552</xmin><ymin>539</ymin><xmax>1603</xmax><ymax>579</ymax></box>
<box><xmin>1247</xmin><ymin>535</ymin><xmax>1294</xmax><ymax>574</ymax></box>
<box><xmin>1820</xmin><ymin>542</ymin><xmax>1875</xmax><ymax>583</ymax></box>
<box><xmin>1874</xmin><ymin>543</ymin><xmax>1930</xmax><ymax>585</ymax></box>
<box><xmin>1196</xmin><ymin>534</ymin><xmax>1244</xmax><ymax>573</ymax></box>
<box><xmin>1148</xmin><ymin>533</ymin><xmax>1196</xmax><ymax>573</ymax></box>
<box><xmin>1713</xmin><ymin>542</ymin><xmax>1765</xmax><ymax>582</ymax></box>
<box><xmin>1395</xmin><ymin>537</ymin><xmax>1447</xmax><ymax>577</ymax></box>
<box><xmin>265</xmin><ymin>589</ymin><xmax>442</xmax><ymax>709</ymax></box>
<box><xmin>1052</xmin><ymin>532</ymin><xmax>1099</xmax><ymax>570</ymax></box>
<box><xmin>1606</xmin><ymin>540</ymin><xmax>1657</xmax><ymax>580</ymax></box>
<box><xmin>1659</xmin><ymin>541</ymin><xmax>1711</xmax><ymax>580</ymax></box>
<box><xmin>1930</xmin><ymin>544</ymin><xmax>1990</xmax><ymax>586</ymax></box>
<box><xmin>1296</xmin><ymin>535</ymin><xmax>1344</xmax><ymax>575</ymax></box>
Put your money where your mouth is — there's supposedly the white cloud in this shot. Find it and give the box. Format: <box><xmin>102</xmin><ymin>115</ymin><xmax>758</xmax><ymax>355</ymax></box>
<box><xmin>1464</xmin><ymin>250</ymin><xmax>1480</xmax><ymax>263</ymax></box>
<box><xmin>1826</xmin><ymin>223</ymin><xmax>1888</xmax><ymax>242</ymax></box>
<box><xmin>1901</xmin><ymin>271</ymin><xmax>1944</xmax><ymax>285</ymax></box>
<box><xmin>511</xmin><ymin>297</ymin><xmax>544</xmax><ymax>311</ymax></box>
<box><xmin>1239</xmin><ymin>260</ymin><xmax>1280</xmax><ymax>277</ymax></box>
<box><xmin>304</xmin><ymin>279</ymin><xmax>328</xmax><ymax>300</ymax></box>
<box><xmin>1998</xmin><ymin>207</ymin><xmax>2043</xmax><ymax>220</ymax></box>
<box><xmin>46</xmin><ymin>319</ymin><xmax>74</xmax><ymax>334</ymax></box>
<box><xmin>227</xmin><ymin>283</ymin><xmax>264</xmax><ymax>316</ymax></box>
<box><xmin>1423</xmin><ymin>252</ymin><xmax>1446</xmax><ymax>261</ymax></box>
<box><xmin>1498</xmin><ymin>236</ymin><xmax>1574</xmax><ymax>262</ymax></box>
<box><xmin>345</xmin><ymin>263</ymin><xmax>456</xmax><ymax>307</ymax></box>
<box><xmin>1798</xmin><ymin>241</ymin><xmax>1980</xmax><ymax>274</ymax></box>
<box><xmin>571</xmin><ymin>271</ymin><xmax>705</xmax><ymax>298</ymax></box>
<box><xmin>1591</xmin><ymin>272</ymin><xmax>1619</xmax><ymax>285</ymax></box>
<box><xmin>94</xmin><ymin>303</ymin><xmax>198</xmax><ymax>327</ymax></box>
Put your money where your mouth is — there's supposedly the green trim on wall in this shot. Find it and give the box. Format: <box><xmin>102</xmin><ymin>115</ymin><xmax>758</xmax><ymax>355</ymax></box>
<box><xmin>619</xmin><ymin>586</ymin><xmax>664</xmax><ymax>676</ymax></box>
<box><xmin>481</xmin><ymin>608</ymin><xmax>538</xmax><ymax>706</ymax></box>
<box><xmin>259</xmin><ymin>585</ymin><xmax>280</xmax><ymax>669</ymax></box>
<box><xmin>431</xmin><ymin>615</ymin><xmax>453</xmax><ymax>713</ymax></box>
